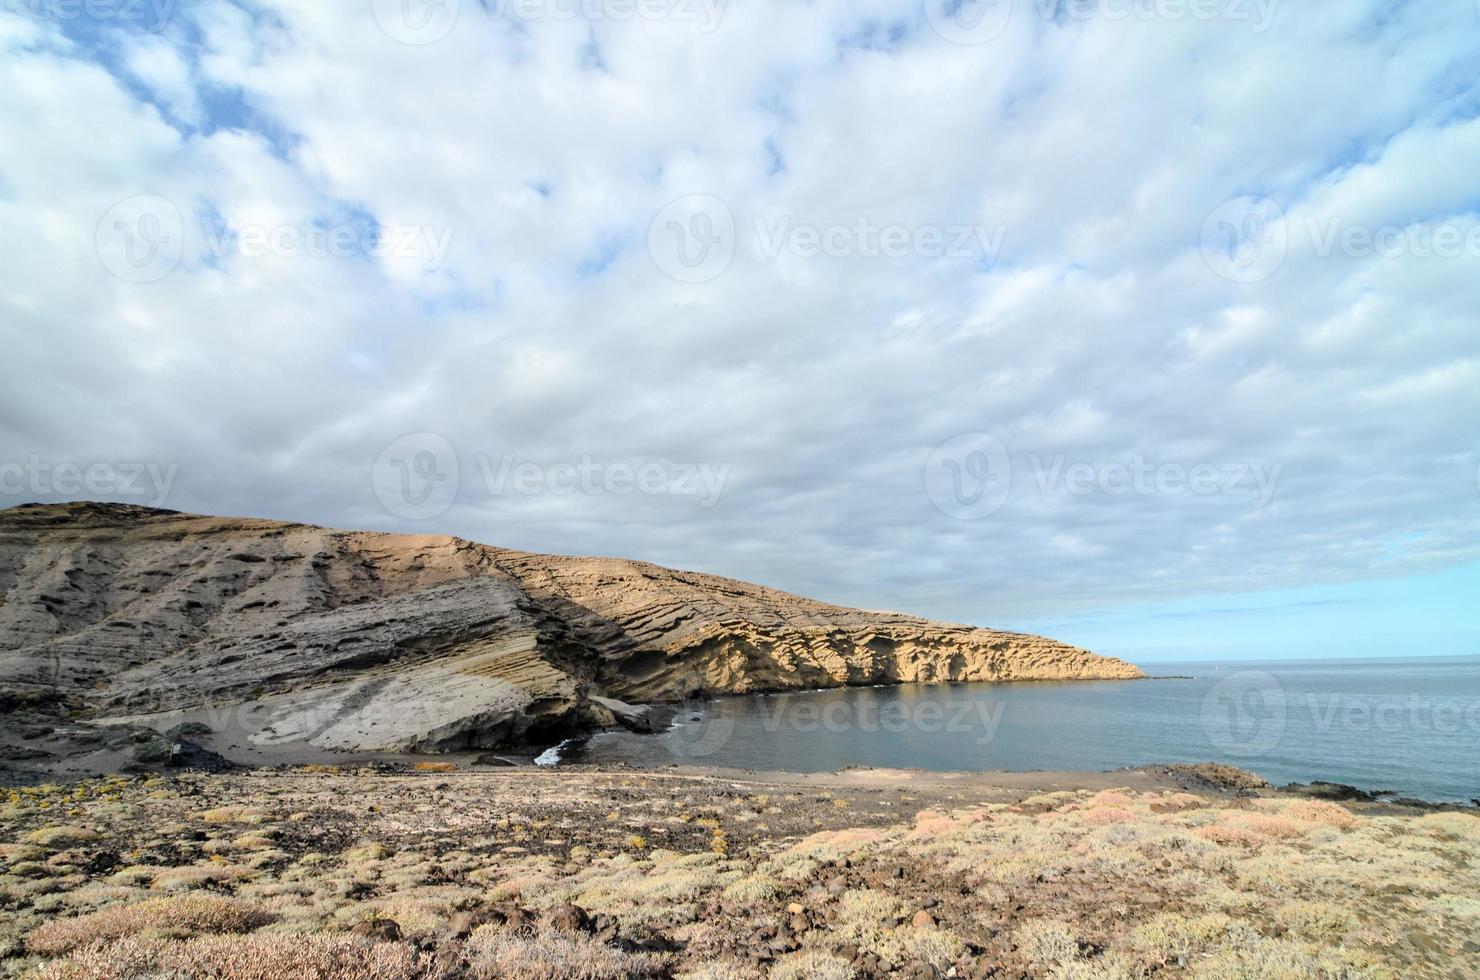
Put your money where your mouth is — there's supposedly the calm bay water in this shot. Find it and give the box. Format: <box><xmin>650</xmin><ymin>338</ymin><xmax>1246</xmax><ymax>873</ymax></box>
<box><xmin>567</xmin><ymin>656</ymin><xmax>1480</xmax><ymax>802</ymax></box>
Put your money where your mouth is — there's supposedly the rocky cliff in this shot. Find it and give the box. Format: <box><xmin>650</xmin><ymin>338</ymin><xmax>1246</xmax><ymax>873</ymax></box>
<box><xmin>0</xmin><ymin>502</ymin><xmax>1141</xmax><ymax>767</ymax></box>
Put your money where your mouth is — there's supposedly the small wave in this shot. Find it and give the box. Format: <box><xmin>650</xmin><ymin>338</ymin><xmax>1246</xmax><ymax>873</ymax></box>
<box><xmin>534</xmin><ymin>738</ymin><xmax>575</xmax><ymax>767</ymax></box>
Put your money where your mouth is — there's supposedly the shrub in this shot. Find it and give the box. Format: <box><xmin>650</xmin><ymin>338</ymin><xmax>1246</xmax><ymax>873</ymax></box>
<box><xmin>675</xmin><ymin>960</ymin><xmax>761</xmax><ymax>980</ymax></box>
<box><xmin>199</xmin><ymin>807</ymin><xmax>271</xmax><ymax>825</ymax></box>
<box><xmin>769</xmin><ymin>950</ymin><xmax>855</xmax><ymax>980</ymax></box>
<box><xmin>721</xmin><ymin>874</ymin><xmax>778</xmax><ymax>904</ymax></box>
<box><xmin>26</xmin><ymin>895</ymin><xmax>274</xmax><ymax>954</ymax></box>
<box><xmin>24</xmin><ymin>827</ymin><xmax>99</xmax><ymax>850</ymax></box>
<box><xmin>892</xmin><ymin>925</ymin><xmax>966</xmax><ymax>968</ymax></box>
<box><xmin>1084</xmin><ymin>791</ymin><xmax>1136</xmax><ymax>809</ymax></box>
<box><xmin>31</xmin><ymin>934</ymin><xmax>443</xmax><ymax>980</ymax></box>
<box><xmin>1015</xmin><ymin>919</ymin><xmax>1081</xmax><ymax>966</ymax></box>
<box><xmin>1282</xmin><ymin>800</ymin><xmax>1360</xmax><ymax>830</ymax></box>
<box><xmin>1277</xmin><ymin>900</ymin><xmax>1357</xmax><ymax>940</ymax></box>
<box><xmin>1194</xmin><ymin>825</ymin><xmax>1268</xmax><ymax>848</ymax></box>
<box><xmin>1413</xmin><ymin>812</ymin><xmax>1480</xmax><ymax>841</ymax></box>
<box><xmin>465</xmin><ymin>925</ymin><xmax>671</xmax><ymax>979</ymax></box>
<box><xmin>1189</xmin><ymin>935</ymin><xmax>1375</xmax><ymax>979</ymax></box>
<box><xmin>1049</xmin><ymin>953</ymin><xmax>1141</xmax><ymax>980</ymax></box>
<box><xmin>413</xmin><ymin>762</ymin><xmax>456</xmax><ymax>773</ymax></box>
<box><xmin>1128</xmin><ymin>912</ymin><xmax>1239</xmax><ymax>965</ymax></box>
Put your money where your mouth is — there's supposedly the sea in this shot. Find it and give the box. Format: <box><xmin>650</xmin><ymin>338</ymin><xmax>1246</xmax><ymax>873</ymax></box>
<box><xmin>562</xmin><ymin>655</ymin><xmax>1480</xmax><ymax>803</ymax></box>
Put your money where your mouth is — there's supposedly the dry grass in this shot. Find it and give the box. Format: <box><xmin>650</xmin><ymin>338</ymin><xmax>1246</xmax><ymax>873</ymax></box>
<box><xmin>198</xmin><ymin>807</ymin><xmax>272</xmax><ymax>825</ymax></box>
<box><xmin>31</xmin><ymin>934</ymin><xmax>443</xmax><ymax>980</ymax></box>
<box><xmin>2</xmin><ymin>768</ymin><xmax>1474</xmax><ymax>978</ymax></box>
<box><xmin>22</xmin><ymin>827</ymin><xmax>99</xmax><ymax>850</ymax></box>
<box><xmin>1282</xmin><ymin>800</ymin><xmax>1362</xmax><ymax>830</ymax></box>
<box><xmin>464</xmin><ymin>925</ymin><xmax>670</xmax><ymax>979</ymax></box>
<box><xmin>26</xmin><ymin>895</ymin><xmax>274</xmax><ymax>954</ymax></box>
<box><xmin>1015</xmin><ymin>918</ymin><xmax>1082</xmax><ymax>966</ymax></box>
<box><xmin>769</xmin><ymin>949</ymin><xmax>855</xmax><ymax>980</ymax></box>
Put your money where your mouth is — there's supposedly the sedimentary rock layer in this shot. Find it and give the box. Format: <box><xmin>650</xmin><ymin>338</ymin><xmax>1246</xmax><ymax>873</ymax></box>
<box><xmin>0</xmin><ymin>502</ymin><xmax>1140</xmax><ymax>758</ymax></box>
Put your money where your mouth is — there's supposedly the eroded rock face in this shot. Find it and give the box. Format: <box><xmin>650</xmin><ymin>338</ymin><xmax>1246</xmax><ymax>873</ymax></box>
<box><xmin>0</xmin><ymin>502</ymin><xmax>1141</xmax><ymax>761</ymax></box>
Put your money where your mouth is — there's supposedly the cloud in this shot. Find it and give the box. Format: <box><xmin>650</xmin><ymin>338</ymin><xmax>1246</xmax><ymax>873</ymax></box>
<box><xmin>2</xmin><ymin>0</ymin><xmax>1479</xmax><ymax>623</ymax></box>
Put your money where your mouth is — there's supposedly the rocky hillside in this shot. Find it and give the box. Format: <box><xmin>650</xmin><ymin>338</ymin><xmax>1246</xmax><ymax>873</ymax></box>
<box><xmin>0</xmin><ymin>502</ymin><xmax>1140</xmax><ymax>767</ymax></box>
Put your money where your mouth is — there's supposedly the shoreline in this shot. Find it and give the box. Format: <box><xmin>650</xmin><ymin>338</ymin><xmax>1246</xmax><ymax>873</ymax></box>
<box><xmin>4</xmin><ymin>753</ymin><xmax>1474</xmax><ymax>810</ymax></box>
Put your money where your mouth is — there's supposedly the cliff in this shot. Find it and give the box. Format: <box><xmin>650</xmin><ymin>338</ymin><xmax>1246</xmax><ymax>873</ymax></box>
<box><xmin>0</xmin><ymin>502</ymin><xmax>1141</xmax><ymax>762</ymax></box>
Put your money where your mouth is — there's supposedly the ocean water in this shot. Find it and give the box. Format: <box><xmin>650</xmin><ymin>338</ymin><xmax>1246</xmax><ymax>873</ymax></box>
<box><xmin>566</xmin><ymin>656</ymin><xmax>1480</xmax><ymax>802</ymax></box>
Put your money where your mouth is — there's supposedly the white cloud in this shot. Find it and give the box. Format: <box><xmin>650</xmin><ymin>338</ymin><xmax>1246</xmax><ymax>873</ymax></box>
<box><xmin>2</xmin><ymin>0</ymin><xmax>1479</xmax><ymax>624</ymax></box>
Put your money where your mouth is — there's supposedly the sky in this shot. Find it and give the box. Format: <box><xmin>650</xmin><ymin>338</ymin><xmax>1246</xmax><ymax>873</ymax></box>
<box><xmin>1</xmin><ymin>0</ymin><xmax>1478</xmax><ymax>662</ymax></box>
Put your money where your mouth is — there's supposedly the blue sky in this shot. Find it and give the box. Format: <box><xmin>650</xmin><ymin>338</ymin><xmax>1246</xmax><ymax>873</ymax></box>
<box><xmin>1</xmin><ymin>1</ymin><xmax>1478</xmax><ymax>664</ymax></box>
<box><xmin>1003</xmin><ymin>561</ymin><xmax>1480</xmax><ymax>664</ymax></box>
